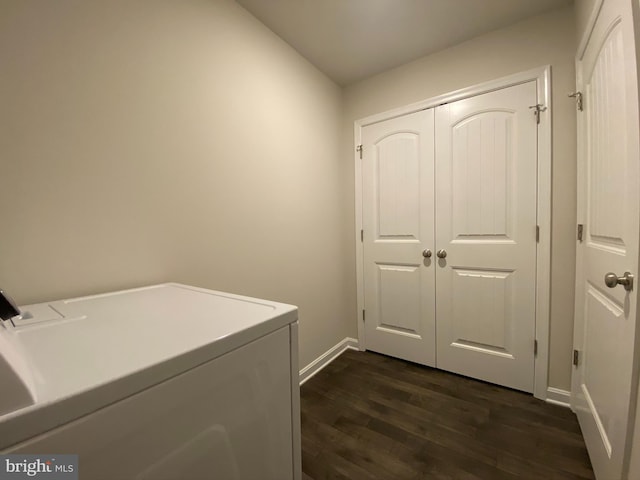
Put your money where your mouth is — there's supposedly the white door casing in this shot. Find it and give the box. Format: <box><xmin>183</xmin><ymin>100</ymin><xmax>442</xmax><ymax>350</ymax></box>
<box><xmin>355</xmin><ymin>67</ymin><xmax>551</xmax><ymax>399</ymax></box>
<box><xmin>434</xmin><ymin>82</ymin><xmax>538</xmax><ymax>393</ymax></box>
<box><xmin>361</xmin><ymin>109</ymin><xmax>436</xmax><ymax>366</ymax></box>
<box><xmin>572</xmin><ymin>0</ymin><xmax>640</xmax><ymax>478</ymax></box>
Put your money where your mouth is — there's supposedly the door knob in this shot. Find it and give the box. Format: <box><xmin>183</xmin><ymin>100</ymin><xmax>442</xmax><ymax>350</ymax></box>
<box><xmin>436</xmin><ymin>249</ymin><xmax>447</xmax><ymax>259</ymax></box>
<box><xmin>604</xmin><ymin>272</ymin><xmax>634</xmax><ymax>291</ymax></box>
<box><xmin>422</xmin><ymin>249</ymin><xmax>432</xmax><ymax>258</ymax></box>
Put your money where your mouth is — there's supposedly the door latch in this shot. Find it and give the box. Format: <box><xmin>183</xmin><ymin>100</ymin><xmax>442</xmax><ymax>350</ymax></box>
<box><xmin>568</xmin><ymin>92</ymin><xmax>583</xmax><ymax>111</ymax></box>
<box><xmin>529</xmin><ymin>104</ymin><xmax>547</xmax><ymax>124</ymax></box>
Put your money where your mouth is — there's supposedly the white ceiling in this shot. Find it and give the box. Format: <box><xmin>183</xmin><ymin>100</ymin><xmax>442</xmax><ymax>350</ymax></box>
<box><xmin>235</xmin><ymin>0</ymin><xmax>573</xmax><ymax>86</ymax></box>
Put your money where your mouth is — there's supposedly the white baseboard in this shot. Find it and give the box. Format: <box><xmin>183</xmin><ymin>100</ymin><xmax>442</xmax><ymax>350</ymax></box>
<box><xmin>546</xmin><ymin>387</ymin><xmax>571</xmax><ymax>408</ymax></box>
<box><xmin>299</xmin><ymin>337</ymin><xmax>359</xmax><ymax>385</ymax></box>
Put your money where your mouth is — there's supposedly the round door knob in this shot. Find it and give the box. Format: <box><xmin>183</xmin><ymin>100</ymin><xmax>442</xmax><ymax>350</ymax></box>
<box><xmin>422</xmin><ymin>249</ymin><xmax>432</xmax><ymax>258</ymax></box>
<box><xmin>604</xmin><ymin>273</ymin><xmax>619</xmax><ymax>288</ymax></box>
<box><xmin>604</xmin><ymin>272</ymin><xmax>634</xmax><ymax>291</ymax></box>
<box><xmin>436</xmin><ymin>249</ymin><xmax>447</xmax><ymax>259</ymax></box>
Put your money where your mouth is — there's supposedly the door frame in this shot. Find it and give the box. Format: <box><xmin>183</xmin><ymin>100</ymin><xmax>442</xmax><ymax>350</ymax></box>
<box><xmin>354</xmin><ymin>66</ymin><xmax>552</xmax><ymax>400</ymax></box>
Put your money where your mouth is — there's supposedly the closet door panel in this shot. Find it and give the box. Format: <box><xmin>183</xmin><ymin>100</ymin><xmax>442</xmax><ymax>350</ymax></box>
<box><xmin>361</xmin><ymin>109</ymin><xmax>436</xmax><ymax>366</ymax></box>
<box><xmin>435</xmin><ymin>82</ymin><xmax>538</xmax><ymax>392</ymax></box>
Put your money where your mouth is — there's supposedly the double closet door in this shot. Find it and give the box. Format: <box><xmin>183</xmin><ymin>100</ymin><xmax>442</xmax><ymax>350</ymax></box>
<box><xmin>361</xmin><ymin>82</ymin><xmax>538</xmax><ymax>392</ymax></box>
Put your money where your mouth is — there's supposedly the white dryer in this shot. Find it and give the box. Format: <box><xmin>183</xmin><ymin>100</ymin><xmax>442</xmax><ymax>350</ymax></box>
<box><xmin>0</xmin><ymin>283</ymin><xmax>300</xmax><ymax>480</ymax></box>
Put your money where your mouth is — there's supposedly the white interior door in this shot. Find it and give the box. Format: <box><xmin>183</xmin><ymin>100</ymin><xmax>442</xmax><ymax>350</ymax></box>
<box><xmin>361</xmin><ymin>109</ymin><xmax>436</xmax><ymax>366</ymax></box>
<box><xmin>572</xmin><ymin>0</ymin><xmax>640</xmax><ymax>477</ymax></box>
<box><xmin>434</xmin><ymin>82</ymin><xmax>538</xmax><ymax>393</ymax></box>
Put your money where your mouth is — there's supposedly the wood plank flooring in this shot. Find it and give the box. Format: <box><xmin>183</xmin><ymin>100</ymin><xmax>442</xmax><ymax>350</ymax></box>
<box><xmin>301</xmin><ymin>350</ymin><xmax>594</xmax><ymax>480</ymax></box>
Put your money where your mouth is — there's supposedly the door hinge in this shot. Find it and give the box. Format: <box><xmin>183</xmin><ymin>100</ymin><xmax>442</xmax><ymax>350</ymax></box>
<box><xmin>573</xmin><ymin>349</ymin><xmax>579</xmax><ymax>366</ymax></box>
<box><xmin>529</xmin><ymin>104</ymin><xmax>547</xmax><ymax>124</ymax></box>
<box><xmin>534</xmin><ymin>339</ymin><xmax>538</xmax><ymax>356</ymax></box>
<box><xmin>568</xmin><ymin>91</ymin><xmax>584</xmax><ymax>111</ymax></box>
<box><xmin>362</xmin><ymin>309</ymin><xmax>366</xmax><ymax>322</ymax></box>
<box><xmin>356</xmin><ymin>144</ymin><xmax>363</xmax><ymax>159</ymax></box>
<box><xmin>577</xmin><ymin>224</ymin><xmax>584</xmax><ymax>242</ymax></box>
<box><xmin>360</xmin><ymin>229</ymin><xmax>364</xmax><ymax>242</ymax></box>
<box><xmin>536</xmin><ymin>225</ymin><xmax>540</xmax><ymax>243</ymax></box>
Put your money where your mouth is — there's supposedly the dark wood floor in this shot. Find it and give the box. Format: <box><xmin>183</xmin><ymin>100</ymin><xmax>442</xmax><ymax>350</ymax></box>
<box><xmin>301</xmin><ymin>350</ymin><xmax>594</xmax><ymax>480</ymax></box>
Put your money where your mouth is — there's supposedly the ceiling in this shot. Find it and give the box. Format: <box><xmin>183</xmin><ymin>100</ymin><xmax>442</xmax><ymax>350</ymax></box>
<box><xmin>235</xmin><ymin>0</ymin><xmax>573</xmax><ymax>86</ymax></box>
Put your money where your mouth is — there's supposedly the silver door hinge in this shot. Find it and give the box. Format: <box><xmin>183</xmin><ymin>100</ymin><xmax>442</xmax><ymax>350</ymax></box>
<box><xmin>577</xmin><ymin>224</ymin><xmax>584</xmax><ymax>242</ymax></box>
<box><xmin>536</xmin><ymin>225</ymin><xmax>540</xmax><ymax>243</ymax></box>
<box><xmin>529</xmin><ymin>104</ymin><xmax>547</xmax><ymax>124</ymax></box>
<box><xmin>362</xmin><ymin>310</ymin><xmax>366</xmax><ymax>322</ymax></box>
<box><xmin>356</xmin><ymin>145</ymin><xmax>363</xmax><ymax>159</ymax></box>
<box><xmin>360</xmin><ymin>229</ymin><xmax>364</xmax><ymax>242</ymax></box>
<box><xmin>534</xmin><ymin>340</ymin><xmax>538</xmax><ymax>356</ymax></box>
<box><xmin>573</xmin><ymin>349</ymin><xmax>579</xmax><ymax>366</ymax></box>
<box><xmin>568</xmin><ymin>91</ymin><xmax>583</xmax><ymax>111</ymax></box>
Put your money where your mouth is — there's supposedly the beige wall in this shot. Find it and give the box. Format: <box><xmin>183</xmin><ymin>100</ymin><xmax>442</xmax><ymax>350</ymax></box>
<box><xmin>0</xmin><ymin>0</ymin><xmax>581</xmax><ymax>391</ymax></box>
<box><xmin>0</xmin><ymin>0</ymin><xmax>352</xmax><ymax>369</ymax></box>
<box><xmin>575</xmin><ymin>0</ymin><xmax>599</xmax><ymax>44</ymax></box>
<box><xmin>343</xmin><ymin>6</ymin><xmax>577</xmax><ymax>391</ymax></box>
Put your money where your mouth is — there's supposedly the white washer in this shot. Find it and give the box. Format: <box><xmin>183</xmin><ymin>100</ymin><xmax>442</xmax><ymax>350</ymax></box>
<box><xmin>0</xmin><ymin>283</ymin><xmax>300</xmax><ymax>480</ymax></box>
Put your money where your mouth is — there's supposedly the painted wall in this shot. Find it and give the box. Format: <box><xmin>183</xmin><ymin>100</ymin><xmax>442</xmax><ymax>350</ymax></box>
<box><xmin>0</xmin><ymin>0</ymin><xmax>351</xmax><ymax>370</ymax></box>
<box><xmin>343</xmin><ymin>5</ymin><xmax>577</xmax><ymax>391</ymax></box>
<box><xmin>575</xmin><ymin>0</ymin><xmax>599</xmax><ymax>44</ymax></box>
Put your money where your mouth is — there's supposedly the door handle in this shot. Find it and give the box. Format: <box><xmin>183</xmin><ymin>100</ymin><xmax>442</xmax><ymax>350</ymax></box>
<box><xmin>422</xmin><ymin>249</ymin><xmax>432</xmax><ymax>258</ymax></box>
<box><xmin>436</xmin><ymin>249</ymin><xmax>447</xmax><ymax>259</ymax></box>
<box><xmin>604</xmin><ymin>272</ymin><xmax>634</xmax><ymax>291</ymax></box>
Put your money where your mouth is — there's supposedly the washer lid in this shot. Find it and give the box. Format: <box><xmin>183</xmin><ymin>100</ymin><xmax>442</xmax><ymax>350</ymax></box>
<box><xmin>0</xmin><ymin>283</ymin><xmax>297</xmax><ymax>449</ymax></box>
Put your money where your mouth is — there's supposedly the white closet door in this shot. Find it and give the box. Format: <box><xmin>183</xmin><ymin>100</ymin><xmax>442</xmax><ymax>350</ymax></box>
<box><xmin>434</xmin><ymin>82</ymin><xmax>538</xmax><ymax>392</ymax></box>
<box><xmin>361</xmin><ymin>109</ymin><xmax>436</xmax><ymax>366</ymax></box>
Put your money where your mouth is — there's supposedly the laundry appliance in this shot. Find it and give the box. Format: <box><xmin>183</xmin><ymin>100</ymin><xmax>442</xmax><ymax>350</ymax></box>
<box><xmin>0</xmin><ymin>283</ymin><xmax>300</xmax><ymax>479</ymax></box>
